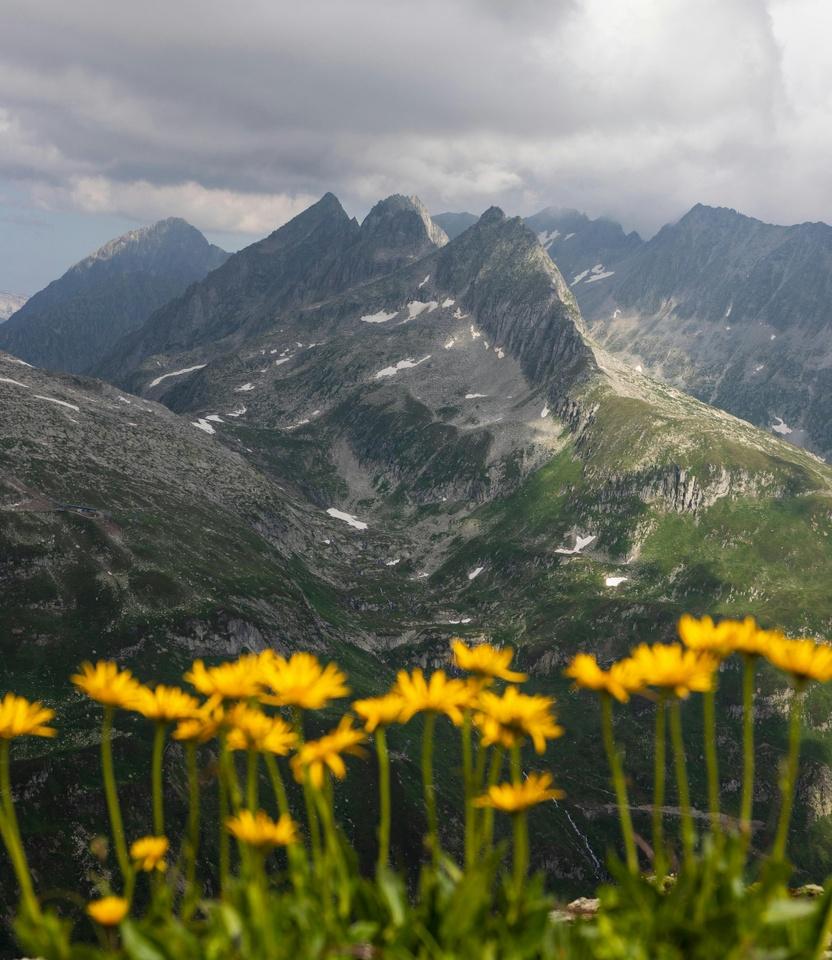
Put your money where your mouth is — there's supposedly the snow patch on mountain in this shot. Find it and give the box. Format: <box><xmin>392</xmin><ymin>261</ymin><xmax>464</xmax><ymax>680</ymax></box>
<box><xmin>556</xmin><ymin>534</ymin><xmax>596</xmax><ymax>555</ymax></box>
<box><xmin>326</xmin><ymin>508</ymin><xmax>368</xmax><ymax>530</ymax></box>
<box><xmin>35</xmin><ymin>395</ymin><xmax>79</xmax><ymax>411</ymax></box>
<box><xmin>361</xmin><ymin>310</ymin><xmax>398</xmax><ymax>324</ymax></box>
<box><xmin>148</xmin><ymin>363</ymin><xmax>207</xmax><ymax>388</ymax></box>
<box><xmin>374</xmin><ymin>356</ymin><xmax>431</xmax><ymax>379</ymax></box>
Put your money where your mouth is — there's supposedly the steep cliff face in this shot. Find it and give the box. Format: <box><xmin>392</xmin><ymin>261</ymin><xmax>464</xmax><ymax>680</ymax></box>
<box><xmin>435</xmin><ymin>208</ymin><xmax>597</xmax><ymax>390</ymax></box>
<box><xmin>0</xmin><ymin>219</ymin><xmax>227</xmax><ymax>374</ymax></box>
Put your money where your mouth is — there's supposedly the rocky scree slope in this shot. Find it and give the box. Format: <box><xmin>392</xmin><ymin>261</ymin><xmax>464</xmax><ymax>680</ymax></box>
<box><xmin>0</xmin><ymin>218</ymin><xmax>228</xmax><ymax>375</ymax></box>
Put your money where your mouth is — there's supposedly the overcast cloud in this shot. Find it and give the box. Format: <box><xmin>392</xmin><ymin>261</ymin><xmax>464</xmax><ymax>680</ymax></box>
<box><xmin>1</xmin><ymin>0</ymin><xmax>831</xmax><ymax>290</ymax></box>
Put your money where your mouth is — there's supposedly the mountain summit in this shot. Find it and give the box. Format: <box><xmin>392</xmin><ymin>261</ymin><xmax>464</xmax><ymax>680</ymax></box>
<box><xmin>0</xmin><ymin>218</ymin><xmax>227</xmax><ymax>374</ymax></box>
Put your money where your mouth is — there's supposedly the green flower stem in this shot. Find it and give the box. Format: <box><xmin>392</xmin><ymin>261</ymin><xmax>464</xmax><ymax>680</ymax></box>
<box><xmin>182</xmin><ymin>742</ymin><xmax>200</xmax><ymax>917</ymax></box>
<box><xmin>461</xmin><ymin>712</ymin><xmax>475</xmax><ymax>869</ymax></box>
<box><xmin>375</xmin><ymin>727</ymin><xmax>391</xmax><ymax>874</ymax></box>
<box><xmin>653</xmin><ymin>696</ymin><xmax>667</xmax><ymax>883</ymax></box>
<box><xmin>812</xmin><ymin>882</ymin><xmax>832</xmax><ymax>960</ymax></box>
<box><xmin>264</xmin><ymin>754</ymin><xmax>304</xmax><ymax>889</ymax></box>
<box><xmin>264</xmin><ymin>754</ymin><xmax>290</xmax><ymax>817</ymax></box>
<box><xmin>101</xmin><ymin>707</ymin><xmax>131</xmax><ymax>886</ymax></box>
<box><xmin>291</xmin><ymin>707</ymin><xmax>322</xmax><ymax>868</ymax></box>
<box><xmin>246</xmin><ymin>748</ymin><xmax>259</xmax><ymax>811</ymax></box>
<box><xmin>151</xmin><ymin>721</ymin><xmax>166</xmax><ymax>836</ymax></box>
<box><xmin>510</xmin><ymin>742</ymin><xmax>522</xmax><ymax>784</ymax></box>
<box><xmin>480</xmin><ymin>746</ymin><xmax>504</xmax><ymax>855</ymax></box>
<box><xmin>670</xmin><ymin>698</ymin><xmax>695</xmax><ymax>866</ymax></box>
<box><xmin>740</xmin><ymin>655</ymin><xmax>757</xmax><ymax>843</ymax></box>
<box><xmin>703</xmin><ymin>688</ymin><xmax>721</xmax><ymax>838</ymax></box>
<box><xmin>512</xmin><ymin>809</ymin><xmax>529</xmax><ymax>893</ymax></box>
<box><xmin>600</xmin><ymin>693</ymin><xmax>638</xmax><ymax>874</ymax></box>
<box><xmin>421</xmin><ymin>712</ymin><xmax>439</xmax><ymax>865</ymax></box>
<box><xmin>316</xmin><ymin>779</ymin><xmax>350</xmax><ymax>918</ymax></box>
<box><xmin>218</xmin><ymin>731</ymin><xmax>230</xmax><ymax>892</ymax></box>
<box><xmin>0</xmin><ymin>740</ymin><xmax>40</xmax><ymax>919</ymax></box>
<box><xmin>772</xmin><ymin>684</ymin><xmax>805</xmax><ymax>863</ymax></box>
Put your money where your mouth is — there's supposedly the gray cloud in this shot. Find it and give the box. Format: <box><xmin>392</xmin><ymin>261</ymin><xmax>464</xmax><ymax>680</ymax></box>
<box><xmin>0</xmin><ymin>0</ymin><xmax>830</xmax><ymax>237</ymax></box>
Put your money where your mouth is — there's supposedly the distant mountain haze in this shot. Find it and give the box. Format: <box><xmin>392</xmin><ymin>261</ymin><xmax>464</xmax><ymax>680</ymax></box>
<box><xmin>567</xmin><ymin>203</ymin><xmax>832</xmax><ymax>459</ymax></box>
<box><xmin>0</xmin><ymin>218</ymin><xmax>228</xmax><ymax>374</ymax></box>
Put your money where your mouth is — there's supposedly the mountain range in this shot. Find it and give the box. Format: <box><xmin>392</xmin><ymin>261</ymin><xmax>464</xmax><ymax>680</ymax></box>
<box><xmin>0</xmin><ymin>218</ymin><xmax>228</xmax><ymax>375</ymax></box>
<box><xmin>3</xmin><ymin>194</ymin><xmax>832</xmax><ymax>920</ymax></box>
<box><xmin>438</xmin><ymin>203</ymin><xmax>832</xmax><ymax>461</ymax></box>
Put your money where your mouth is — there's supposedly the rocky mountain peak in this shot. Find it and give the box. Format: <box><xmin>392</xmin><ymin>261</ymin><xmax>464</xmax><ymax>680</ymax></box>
<box><xmin>360</xmin><ymin>194</ymin><xmax>448</xmax><ymax>249</ymax></box>
<box><xmin>73</xmin><ymin>217</ymin><xmax>223</xmax><ymax>274</ymax></box>
<box><xmin>478</xmin><ymin>206</ymin><xmax>507</xmax><ymax>226</ymax></box>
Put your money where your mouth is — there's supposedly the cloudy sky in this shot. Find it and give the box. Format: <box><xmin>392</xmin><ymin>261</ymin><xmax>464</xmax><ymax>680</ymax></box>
<box><xmin>1</xmin><ymin>0</ymin><xmax>830</xmax><ymax>293</ymax></box>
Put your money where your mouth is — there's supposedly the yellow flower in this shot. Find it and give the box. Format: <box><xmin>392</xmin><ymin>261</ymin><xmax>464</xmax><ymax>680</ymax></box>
<box><xmin>86</xmin><ymin>896</ymin><xmax>128</xmax><ymax>926</ymax></box>
<box><xmin>71</xmin><ymin>661</ymin><xmax>143</xmax><ymax>710</ymax></box>
<box><xmin>291</xmin><ymin>716</ymin><xmax>367</xmax><ymax>787</ymax></box>
<box><xmin>474</xmin><ymin>772</ymin><xmax>564</xmax><ymax>812</ymax></box>
<box><xmin>352</xmin><ymin>693</ymin><xmax>406</xmax><ymax>732</ymax></box>
<box><xmin>451</xmin><ymin>638</ymin><xmax>528</xmax><ymax>683</ymax></box>
<box><xmin>765</xmin><ymin>635</ymin><xmax>832</xmax><ymax>684</ymax></box>
<box><xmin>226</xmin><ymin>810</ymin><xmax>299</xmax><ymax>849</ymax></box>
<box><xmin>474</xmin><ymin>686</ymin><xmax>563</xmax><ymax>753</ymax></box>
<box><xmin>0</xmin><ymin>693</ymin><xmax>57</xmax><ymax>739</ymax></box>
<box><xmin>132</xmin><ymin>685</ymin><xmax>201</xmax><ymax>722</ymax></box>
<box><xmin>184</xmin><ymin>655</ymin><xmax>265</xmax><ymax>703</ymax></box>
<box><xmin>130</xmin><ymin>835</ymin><xmax>169</xmax><ymax>872</ymax></box>
<box><xmin>678</xmin><ymin>614</ymin><xmax>765</xmax><ymax>660</ymax></box>
<box><xmin>629</xmin><ymin>643</ymin><xmax>717</xmax><ymax>698</ymax></box>
<box><xmin>260</xmin><ymin>652</ymin><xmax>349</xmax><ymax>710</ymax></box>
<box><xmin>394</xmin><ymin>668</ymin><xmax>472</xmax><ymax>725</ymax></box>
<box><xmin>226</xmin><ymin>704</ymin><xmax>297</xmax><ymax>755</ymax></box>
<box><xmin>563</xmin><ymin>653</ymin><xmax>643</xmax><ymax>703</ymax></box>
<box><xmin>173</xmin><ymin>704</ymin><xmax>225</xmax><ymax>743</ymax></box>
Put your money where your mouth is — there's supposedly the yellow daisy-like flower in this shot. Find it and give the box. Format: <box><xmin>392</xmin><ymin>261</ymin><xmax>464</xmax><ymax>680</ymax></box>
<box><xmin>132</xmin><ymin>685</ymin><xmax>201</xmax><ymax>723</ymax></box>
<box><xmin>172</xmin><ymin>704</ymin><xmax>225</xmax><ymax>743</ymax></box>
<box><xmin>184</xmin><ymin>655</ymin><xmax>265</xmax><ymax>704</ymax></box>
<box><xmin>474</xmin><ymin>772</ymin><xmax>564</xmax><ymax>812</ymax></box>
<box><xmin>86</xmin><ymin>896</ymin><xmax>129</xmax><ymax>926</ymax></box>
<box><xmin>563</xmin><ymin>653</ymin><xmax>643</xmax><ymax>703</ymax></box>
<box><xmin>260</xmin><ymin>652</ymin><xmax>349</xmax><ymax>710</ymax></box>
<box><xmin>678</xmin><ymin>614</ymin><xmax>764</xmax><ymax>660</ymax></box>
<box><xmin>394</xmin><ymin>668</ymin><xmax>472</xmax><ymax>725</ymax></box>
<box><xmin>226</xmin><ymin>810</ymin><xmax>299</xmax><ymax>849</ymax></box>
<box><xmin>352</xmin><ymin>693</ymin><xmax>406</xmax><ymax>732</ymax></box>
<box><xmin>0</xmin><ymin>692</ymin><xmax>57</xmax><ymax>740</ymax></box>
<box><xmin>765</xmin><ymin>635</ymin><xmax>832</xmax><ymax>684</ymax></box>
<box><xmin>451</xmin><ymin>638</ymin><xmax>528</xmax><ymax>683</ymax></box>
<box><xmin>291</xmin><ymin>716</ymin><xmax>367</xmax><ymax>787</ymax></box>
<box><xmin>629</xmin><ymin>643</ymin><xmax>717</xmax><ymax>698</ymax></box>
<box><xmin>130</xmin><ymin>835</ymin><xmax>169</xmax><ymax>872</ymax></box>
<box><xmin>225</xmin><ymin>703</ymin><xmax>297</xmax><ymax>755</ymax></box>
<box><xmin>71</xmin><ymin>661</ymin><xmax>143</xmax><ymax>710</ymax></box>
<box><xmin>474</xmin><ymin>686</ymin><xmax>563</xmax><ymax>754</ymax></box>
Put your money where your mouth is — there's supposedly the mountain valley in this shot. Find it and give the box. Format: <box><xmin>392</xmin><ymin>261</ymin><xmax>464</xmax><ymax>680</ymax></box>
<box><xmin>4</xmin><ymin>194</ymin><xmax>832</xmax><ymax>918</ymax></box>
